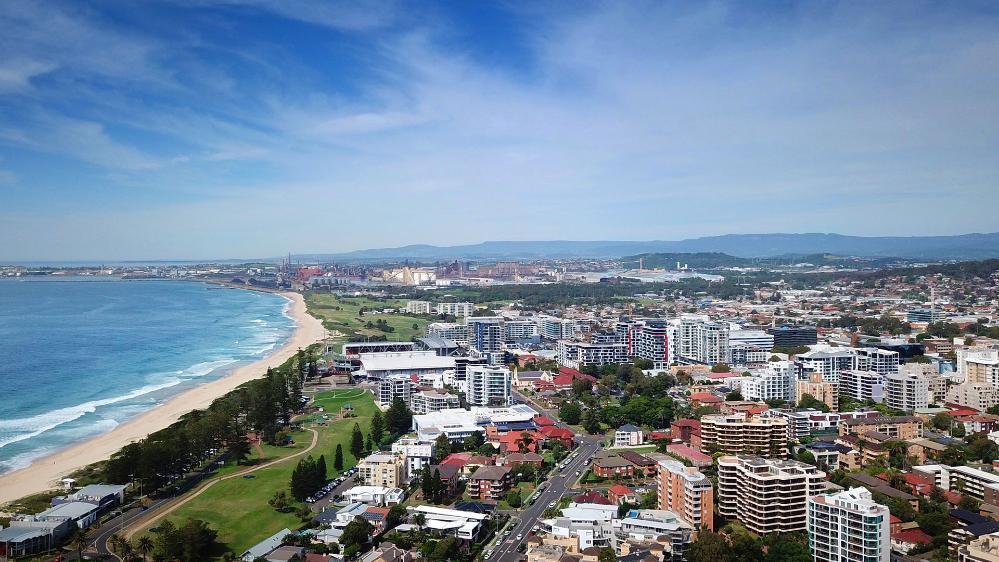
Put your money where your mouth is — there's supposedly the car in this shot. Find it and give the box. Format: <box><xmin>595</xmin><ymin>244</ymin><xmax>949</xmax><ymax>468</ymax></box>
<box><xmin>548</xmin><ymin>501</ymin><xmax>557</xmax><ymax>508</ymax></box>
<box><xmin>516</xmin><ymin>534</ymin><xmax>523</xmax><ymax>540</ymax></box>
<box><xmin>575</xmin><ymin>470</ymin><xmax>581</xmax><ymax>476</ymax></box>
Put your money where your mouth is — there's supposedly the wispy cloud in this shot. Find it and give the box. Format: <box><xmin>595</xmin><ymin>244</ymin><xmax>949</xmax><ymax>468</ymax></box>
<box><xmin>0</xmin><ymin>1</ymin><xmax>998</xmax><ymax>259</ymax></box>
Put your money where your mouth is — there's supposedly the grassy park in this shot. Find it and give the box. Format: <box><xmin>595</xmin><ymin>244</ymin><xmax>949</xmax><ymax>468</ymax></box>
<box><xmin>145</xmin><ymin>388</ymin><xmax>376</xmax><ymax>556</ymax></box>
<box><xmin>304</xmin><ymin>293</ymin><xmax>431</xmax><ymax>348</ymax></box>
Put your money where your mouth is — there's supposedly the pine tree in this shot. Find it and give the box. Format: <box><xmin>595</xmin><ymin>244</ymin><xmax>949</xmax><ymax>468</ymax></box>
<box><xmin>334</xmin><ymin>444</ymin><xmax>344</xmax><ymax>472</ymax></box>
<box><xmin>365</xmin><ymin>434</ymin><xmax>373</xmax><ymax>453</ymax></box>
<box><xmin>371</xmin><ymin>410</ymin><xmax>385</xmax><ymax>443</ymax></box>
<box><xmin>350</xmin><ymin>423</ymin><xmax>364</xmax><ymax>459</ymax></box>
<box><xmin>317</xmin><ymin>454</ymin><xmax>327</xmax><ymax>482</ymax></box>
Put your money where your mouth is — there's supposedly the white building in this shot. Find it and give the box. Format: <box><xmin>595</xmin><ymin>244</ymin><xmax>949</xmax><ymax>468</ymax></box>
<box><xmin>741</xmin><ymin>365</ymin><xmax>795</xmax><ymax>402</ymax></box>
<box><xmin>437</xmin><ymin>302</ymin><xmax>474</xmax><ymax>317</ymax></box>
<box><xmin>467</xmin><ymin>317</ymin><xmax>505</xmax><ymax>364</ymax></box>
<box><xmin>426</xmin><ymin>322</ymin><xmax>469</xmax><ymax>345</ymax></box>
<box><xmin>342</xmin><ymin>486</ymin><xmax>405</xmax><ymax>506</ymax></box>
<box><xmin>466</xmin><ymin>365</ymin><xmax>512</xmax><ymax>407</ymax></box>
<box><xmin>504</xmin><ymin>320</ymin><xmax>539</xmax><ymax>341</ymax></box>
<box><xmin>913</xmin><ymin>464</ymin><xmax>999</xmax><ymax>501</ymax></box>
<box><xmin>412</xmin><ymin>404</ymin><xmax>537</xmax><ymax>442</ymax></box>
<box><xmin>614</xmin><ymin>424</ymin><xmax>645</xmax><ymax>447</ymax></box>
<box><xmin>359</xmin><ymin>352</ymin><xmax>456</xmax><ymax>380</ymax></box>
<box><xmin>410</xmin><ymin>389</ymin><xmax>460</xmax><ymax>414</ymax></box>
<box><xmin>406</xmin><ymin>505</ymin><xmax>489</xmax><ymax>540</ymax></box>
<box><xmin>795</xmin><ymin>347</ymin><xmax>858</xmax><ymax>385</ymax></box>
<box><xmin>391</xmin><ymin>438</ymin><xmax>435</xmax><ymax>481</ymax></box>
<box><xmin>856</xmin><ymin>348</ymin><xmax>901</xmax><ymax>376</ymax></box>
<box><xmin>807</xmin><ymin>487</ymin><xmax>890</xmax><ymax>562</ymax></box>
<box><xmin>405</xmin><ymin>301</ymin><xmax>433</xmax><ymax>314</ymax></box>
<box><xmin>883</xmin><ymin>372</ymin><xmax>930</xmax><ymax>412</ymax></box>
<box><xmin>377</xmin><ymin>374</ymin><xmax>414</xmax><ymax>407</ymax></box>
<box><xmin>839</xmin><ymin>370</ymin><xmax>885</xmax><ymax>403</ymax></box>
<box><xmin>542</xmin><ymin>503</ymin><xmax>618</xmax><ymax>551</ymax></box>
<box><xmin>556</xmin><ymin>339</ymin><xmax>629</xmax><ymax>369</ymax></box>
<box><xmin>728</xmin><ymin>327</ymin><xmax>775</xmax><ymax>355</ymax></box>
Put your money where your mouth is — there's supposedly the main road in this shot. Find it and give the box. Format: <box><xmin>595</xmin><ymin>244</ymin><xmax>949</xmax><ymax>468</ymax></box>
<box><xmin>488</xmin><ymin>435</ymin><xmax>602</xmax><ymax>562</ymax></box>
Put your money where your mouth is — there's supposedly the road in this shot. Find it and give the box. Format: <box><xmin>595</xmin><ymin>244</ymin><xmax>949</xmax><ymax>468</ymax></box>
<box><xmin>94</xmin><ymin>428</ymin><xmax>319</xmax><ymax>560</ymax></box>
<box><xmin>488</xmin><ymin>436</ymin><xmax>602</xmax><ymax>562</ymax></box>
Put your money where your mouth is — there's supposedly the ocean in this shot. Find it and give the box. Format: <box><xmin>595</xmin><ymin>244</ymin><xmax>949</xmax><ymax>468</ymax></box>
<box><xmin>0</xmin><ymin>278</ymin><xmax>295</xmax><ymax>474</ymax></box>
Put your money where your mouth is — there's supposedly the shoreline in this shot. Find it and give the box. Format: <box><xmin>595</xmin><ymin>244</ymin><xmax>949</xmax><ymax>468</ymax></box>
<box><xmin>0</xmin><ymin>291</ymin><xmax>326</xmax><ymax>506</ymax></box>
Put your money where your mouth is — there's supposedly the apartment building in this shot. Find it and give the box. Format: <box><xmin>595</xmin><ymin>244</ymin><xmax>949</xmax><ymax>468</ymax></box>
<box><xmin>913</xmin><ymin>464</ymin><xmax>999</xmax><ymax>501</ymax></box>
<box><xmin>540</xmin><ymin>316</ymin><xmax>581</xmax><ymax>341</ymax></box>
<box><xmin>717</xmin><ymin>455</ymin><xmax>826</xmax><ymax>535</ymax></box>
<box><xmin>740</xmin><ymin>367</ymin><xmax>795</xmax><ymax>402</ymax></box>
<box><xmin>467</xmin><ymin>317</ymin><xmax>505</xmax><ymax>364</ymax></box>
<box><xmin>673</xmin><ymin>315</ymin><xmax>729</xmax><ymax>366</ymax></box>
<box><xmin>796</xmin><ymin>372</ymin><xmax>838</xmax><ymax>411</ymax></box>
<box><xmin>504</xmin><ymin>320</ymin><xmax>539</xmax><ymax>342</ymax></box>
<box><xmin>357</xmin><ymin>453</ymin><xmax>403</xmax><ymax>488</ymax></box>
<box><xmin>657</xmin><ymin>459</ymin><xmax>714</xmax><ymax>531</ymax></box>
<box><xmin>957</xmin><ymin>533</ymin><xmax>999</xmax><ymax>562</ymax></box>
<box><xmin>405</xmin><ymin>300</ymin><xmax>433</xmax><ymax>314</ymax></box>
<box><xmin>839</xmin><ymin>370</ymin><xmax>885</xmax><ymax>403</ymax></box>
<box><xmin>410</xmin><ymin>389</ymin><xmax>460</xmax><ymax>414</ymax></box>
<box><xmin>466</xmin><ymin>365</ymin><xmax>512</xmax><ymax>407</ymax></box>
<box><xmin>899</xmin><ymin>363</ymin><xmax>948</xmax><ymax>403</ymax></box>
<box><xmin>728</xmin><ymin>327</ymin><xmax>774</xmax><ymax>353</ymax></box>
<box><xmin>699</xmin><ymin>413</ymin><xmax>788</xmax><ymax>457</ymax></box>
<box><xmin>377</xmin><ymin>374</ymin><xmax>414</xmax><ymax>407</ymax></box>
<box><xmin>426</xmin><ymin>322</ymin><xmax>469</xmax><ymax>345</ymax></box>
<box><xmin>437</xmin><ymin>302</ymin><xmax>474</xmax><ymax>317</ymax></box>
<box><xmin>958</xmin><ymin>348</ymin><xmax>999</xmax><ymax>382</ymax></box>
<box><xmin>468</xmin><ymin>465</ymin><xmax>512</xmax><ymax>500</ymax></box>
<box><xmin>556</xmin><ymin>339</ymin><xmax>629</xmax><ymax>369</ymax></box>
<box><xmin>807</xmin><ymin>487</ymin><xmax>891</xmax><ymax>562</ymax></box>
<box><xmin>856</xmin><ymin>348</ymin><xmax>901</xmax><ymax>376</ymax></box>
<box><xmin>883</xmin><ymin>372</ymin><xmax>930</xmax><ymax>412</ymax></box>
<box><xmin>632</xmin><ymin>320</ymin><xmax>671</xmax><ymax>370</ymax></box>
<box><xmin>391</xmin><ymin>438</ymin><xmax>435</xmax><ymax>481</ymax></box>
<box><xmin>795</xmin><ymin>348</ymin><xmax>858</xmax><ymax>385</ymax></box>
<box><xmin>838</xmin><ymin>416</ymin><xmax>923</xmax><ymax>440</ymax></box>
<box><xmin>948</xmin><ymin>383</ymin><xmax>999</xmax><ymax>411</ymax></box>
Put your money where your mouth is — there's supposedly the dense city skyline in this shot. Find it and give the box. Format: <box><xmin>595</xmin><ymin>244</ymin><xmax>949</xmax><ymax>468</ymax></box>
<box><xmin>2</xmin><ymin>1</ymin><xmax>998</xmax><ymax>260</ymax></box>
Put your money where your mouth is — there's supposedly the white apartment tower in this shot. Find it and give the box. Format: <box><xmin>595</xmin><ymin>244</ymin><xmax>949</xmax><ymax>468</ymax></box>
<box><xmin>883</xmin><ymin>372</ymin><xmax>930</xmax><ymax>412</ymax></box>
<box><xmin>465</xmin><ymin>365</ymin><xmax>512</xmax><ymax>407</ymax></box>
<box><xmin>807</xmin><ymin>487</ymin><xmax>890</xmax><ymax>562</ymax></box>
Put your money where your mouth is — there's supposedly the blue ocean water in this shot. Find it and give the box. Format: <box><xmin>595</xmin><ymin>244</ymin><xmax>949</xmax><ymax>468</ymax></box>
<box><xmin>0</xmin><ymin>278</ymin><xmax>294</xmax><ymax>473</ymax></box>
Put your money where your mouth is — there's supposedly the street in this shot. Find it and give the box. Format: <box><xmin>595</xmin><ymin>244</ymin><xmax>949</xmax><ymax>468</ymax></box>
<box><xmin>488</xmin><ymin>436</ymin><xmax>602</xmax><ymax>562</ymax></box>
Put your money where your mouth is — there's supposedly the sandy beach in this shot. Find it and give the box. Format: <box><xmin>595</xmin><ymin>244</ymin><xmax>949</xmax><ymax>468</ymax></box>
<box><xmin>0</xmin><ymin>290</ymin><xmax>326</xmax><ymax>505</ymax></box>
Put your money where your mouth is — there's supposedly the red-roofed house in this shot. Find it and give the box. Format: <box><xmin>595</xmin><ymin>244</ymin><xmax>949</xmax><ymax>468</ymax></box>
<box><xmin>537</xmin><ymin>425</ymin><xmax>575</xmax><ymax>449</ymax></box>
<box><xmin>944</xmin><ymin>406</ymin><xmax>981</xmax><ymax>417</ymax></box>
<box><xmin>440</xmin><ymin>453</ymin><xmax>494</xmax><ymax>475</ymax></box>
<box><xmin>498</xmin><ymin>431</ymin><xmax>542</xmax><ymax>453</ymax></box>
<box><xmin>876</xmin><ymin>472</ymin><xmax>935</xmax><ymax>496</ymax></box>
<box><xmin>559</xmin><ymin>367</ymin><xmax>597</xmax><ymax>383</ymax></box>
<box><xmin>499</xmin><ymin>452</ymin><xmax>544</xmax><ymax>468</ymax></box>
<box><xmin>607</xmin><ymin>484</ymin><xmax>639</xmax><ymax>505</ymax></box>
<box><xmin>573</xmin><ymin>490</ymin><xmax>612</xmax><ymax>505</ymax></box>
<box><xmin>891</xmin><ymin>529</ymin><xmax>933</xmax><ymax>554</ymax></box>
<box><xmin>533</xmin><ymin>415</ymin><xmax>557</xmax><ymax>427</ymax></box>
<box><xmin>690</xmin><ymin>393</ymin><xmax>723</xmax><ymax>408</ymax></box>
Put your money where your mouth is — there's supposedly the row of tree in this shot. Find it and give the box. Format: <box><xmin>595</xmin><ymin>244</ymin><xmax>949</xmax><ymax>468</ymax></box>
<box><xmin>103</xmin><ymin>349</ymin><xmax>313</xmax><ymax>491</ymax></box>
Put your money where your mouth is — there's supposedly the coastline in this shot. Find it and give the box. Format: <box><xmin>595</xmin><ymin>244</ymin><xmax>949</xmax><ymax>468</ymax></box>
<box><xmin>0</xmin><ymin>291</ymin><xmax>326</xmax><ymax>505</ymax></box>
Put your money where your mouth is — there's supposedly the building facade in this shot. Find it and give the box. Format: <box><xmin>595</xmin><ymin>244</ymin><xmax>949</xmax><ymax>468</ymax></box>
<box><xmin>807</xmin><ymin>487</ymin><xmax>890</xmax><ymax>562</ymax></box>
<box><xmin>717</xmin><ymin>455</ymin><xmax>826</xmax><ymax>535</ymax></box>
<box><xmin>699</xmin><ymin>413</ymin><xmax>788</xmax><ymax>457</ymax></box>
<box><xmin>657</xmin><ymin>459</ymin><xmax>714</xmax><ymax>531</ymax></box>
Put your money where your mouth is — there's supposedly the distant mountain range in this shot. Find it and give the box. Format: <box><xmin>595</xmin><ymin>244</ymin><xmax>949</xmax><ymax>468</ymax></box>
<box><xmin>299</xmin><ymin>232</ymin><xmax>999</xmax><ymax>262</ymax></box>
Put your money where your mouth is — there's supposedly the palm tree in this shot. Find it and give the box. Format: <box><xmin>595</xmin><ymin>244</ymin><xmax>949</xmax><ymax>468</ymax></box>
<box><xmin>73</xmin><ymin>526</ymin><xmax>91</xmax><ymax>561</ymax></box>
<box><xmin>136</xmin><ymin>535</ymin><xmax>155</xmax><ymax>561</ymax></box>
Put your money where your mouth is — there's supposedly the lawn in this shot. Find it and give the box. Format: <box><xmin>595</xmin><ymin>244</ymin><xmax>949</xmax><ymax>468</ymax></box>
<box><xmin>304</xmin><ymin>293</ymin><xmax>431</xmax><ymax>348</ymax></box>
<box><xmin>605</xmin><ymin>445</ymin><xmax>658</xmax><ymax>454</ymax></box>
<box><xmin>147</xmin><ymin>389</ymin><xmax>378</xmax><ymax>557</ymax></box>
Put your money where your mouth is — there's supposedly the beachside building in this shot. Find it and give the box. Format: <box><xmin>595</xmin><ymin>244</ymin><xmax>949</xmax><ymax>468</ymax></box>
<box><xmin>718</xmin><ymin>456</ymin><xmax>825</xmax><ymax>535</ymax></box>
<box><xmin>657</xmin><ymin>459</ymin><xmax>714</xmax><ymax>531</ymax></box>
<box><xmin>357</xmin><ymin>453</ymin><xmax>404</xmax><ymax>488</ymax></box>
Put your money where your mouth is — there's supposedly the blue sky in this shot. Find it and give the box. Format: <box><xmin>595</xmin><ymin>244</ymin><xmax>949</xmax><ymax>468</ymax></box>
<box><xmin>1</xmin><ymin>1</ymin><xmax>998</xmax><ymax>261</ymax></box>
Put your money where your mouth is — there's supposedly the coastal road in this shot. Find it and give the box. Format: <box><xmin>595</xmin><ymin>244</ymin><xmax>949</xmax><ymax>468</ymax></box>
<box><xmin>489</xmin><ymin>437</ymin><xmax>602</xmax><ymax>562</ymax></box>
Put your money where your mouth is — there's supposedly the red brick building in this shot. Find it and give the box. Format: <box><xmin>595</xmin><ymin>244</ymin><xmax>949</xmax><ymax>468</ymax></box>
<box><xmin>469</xmin><ymin>465</ymin><xmax>513</xmax><ymax>500</ymax></box>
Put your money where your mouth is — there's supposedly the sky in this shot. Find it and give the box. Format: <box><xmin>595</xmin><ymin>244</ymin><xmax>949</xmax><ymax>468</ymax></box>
<box><xmin>1</xmin><ymin>1</ymin><xmax>998</xmax><ymax>261</ymax></box>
